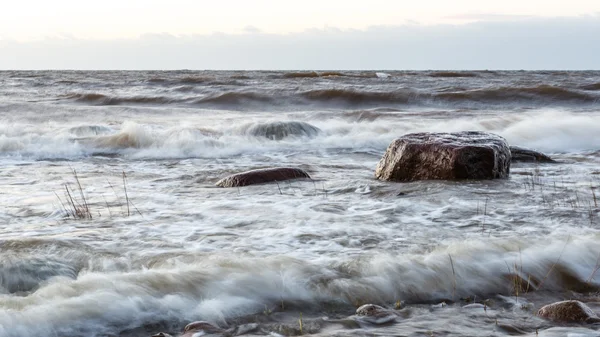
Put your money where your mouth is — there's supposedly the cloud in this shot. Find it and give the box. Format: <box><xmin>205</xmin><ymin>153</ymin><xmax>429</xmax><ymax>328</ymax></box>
<box><xmin>1</xmin><ymin>16</ymin><xmax>599</xmax><ymax>70</ymax></box>
<box><xmin>242</xmin><ymin>26</ymin><xmax>262</xmax><ymax>34</ymax></box>
<box><xmin>443</xmin><ymin>13</ymin><xmax>536</xmax><ymax>22</ymax></box>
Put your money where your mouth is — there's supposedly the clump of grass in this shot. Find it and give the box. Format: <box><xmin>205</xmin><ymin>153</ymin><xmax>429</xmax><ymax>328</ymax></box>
<box><xmin>55</xmin><ymin>169</ymin><xmax>140</xmax><ymax>219</ymax></box>
<box><xmin>505</xmin><ymin>262</ymin><xmax>532</xmax><ymax>303</ymax></box>
<box><xmin>55</xmin><ymin>169</ymin><xmax>92</xmax><ymax>219</ymax></box>
<box><xmin>263</xmin><ymin>305</ymin><xmax>272</xmax><ymax>316</ymax></box>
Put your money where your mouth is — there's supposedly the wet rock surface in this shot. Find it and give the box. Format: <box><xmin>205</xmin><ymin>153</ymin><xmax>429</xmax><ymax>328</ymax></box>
<box><xmin>510</xmin><ymin>146</ymin><xmax>556</xmax><ymax>163</ymax></box>
<box><xmin>216</xmin><ymin>167</ymin><xmax>311</xmax><ymax>187</ymax></box>
<box><xmin>245</xmin><ymin>121</ymin><xmax>321</xmax><ymax>140</ymax></box>
<box><xmin>375</xmin><ymin>131</ymin><xmax>511</xmax><ymax>182</ymax></box>
<box><xmin>537</xmin><ymin>300</ymin><xmax>600</xmax><ymax>323</ymax></box>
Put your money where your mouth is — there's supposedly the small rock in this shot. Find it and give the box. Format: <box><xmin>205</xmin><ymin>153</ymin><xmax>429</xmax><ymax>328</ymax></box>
<box><xmin>510</xmin><ymin>146</ymin><xmax>556</xmax><ymax>163</ymax></box>
<box><xmin>152</xmin><ymin>321</ymin><xmax>223</xmax><ymax>337</ymax></box>
<box><xmin>537</xmin><ymin>300</ymin><xmax>600</xmax><ymax>323</ymax></box>
<box><xmin>355</xmin><ymin>304</ymin><xmax>398</xmax><ymax>324</ymax></box>
<box><xmin>216</xmin><ymin>167</ymin><xmax>311</xmax><ymax>187</ymax></box>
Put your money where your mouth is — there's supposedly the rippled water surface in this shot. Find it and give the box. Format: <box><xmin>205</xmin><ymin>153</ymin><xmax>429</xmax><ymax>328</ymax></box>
<box><xmin>1</xmin><ymin>71</ymin><xmax>600</xmax><ymax>337</ymax></box>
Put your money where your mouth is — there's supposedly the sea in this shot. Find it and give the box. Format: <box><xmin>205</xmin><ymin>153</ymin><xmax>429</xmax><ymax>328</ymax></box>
<box><xmin>1</xmin><ymin>70</ymin><xmax>600</xmax><ymax>337</ymax></box>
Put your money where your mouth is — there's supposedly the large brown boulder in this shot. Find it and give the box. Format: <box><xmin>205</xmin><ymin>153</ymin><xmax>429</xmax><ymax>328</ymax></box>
<box><xmin>216</xmin><ymin>167</ymin><xmax>311</xmax><ymax>187</ymax></box>
<box><xmin>510</xmin><ymin>146</ymin><xmax>556</xmax><ymax>163</ymax></box>
<box><xmin>375</xmin><ymin>131</ymin><xmax>511</xmax><ymax>182</ymax></box>
<box><xmin>537</xmin><ymin>300</ymin><xmax>600</xmax><ymax>323</ymax></box>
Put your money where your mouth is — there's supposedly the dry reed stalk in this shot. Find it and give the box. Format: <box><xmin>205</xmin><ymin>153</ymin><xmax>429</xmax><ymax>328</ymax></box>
<box><xmin>122</xmin><ymin>171</ymin><xmax>130</xmax><ymax>217</ymax></box>
<box><xmin>586</xmin><ymin>252</ymin><xmax>600</xmax><ymax>284</ymax></box>
<box><xmin>537</xmin><ymin>235</ymin><xmax>570</xmax><ymax>290</ymax></box>
<box><xmin>72</xmin><ymin>169</ymin><xmax>90</xmax><ymax>217</ymax></box>
<box><xmin>449</xmin><ymin>254</ymin><xmax>456</xmax><ymax>301</ymax></box>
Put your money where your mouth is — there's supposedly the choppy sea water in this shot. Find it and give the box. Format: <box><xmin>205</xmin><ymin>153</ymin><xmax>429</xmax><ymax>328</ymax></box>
<box><xmin>1</xmin><ymin>70</ymin><xmax>600</xmax><ymax>337</ymax></box>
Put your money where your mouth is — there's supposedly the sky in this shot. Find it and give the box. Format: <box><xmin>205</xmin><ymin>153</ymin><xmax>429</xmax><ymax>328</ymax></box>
<box><xmin>1</xmin><ymin>0</ymin><xmax>599</xmax><ymax>69</ymax></box>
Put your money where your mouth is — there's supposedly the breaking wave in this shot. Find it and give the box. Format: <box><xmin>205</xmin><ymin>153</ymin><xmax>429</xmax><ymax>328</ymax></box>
<box><xmin>0</xmin><ymin>234</ymin><xmax>599</xmax><ymax>336</ymax></box>
<box><xmin>68</xmin><ymin>125</ymin><xmax>114</xmax><ymax>137</ymax></box>
<box><xmin>1</xmin><ymin>109</ymin><xmax>600</xmax><ymax>160</ymax></box>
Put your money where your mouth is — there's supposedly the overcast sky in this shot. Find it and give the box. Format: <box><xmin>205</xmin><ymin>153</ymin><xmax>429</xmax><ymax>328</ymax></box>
<box><xmin>1</xmin><ymin>0</ymin><xmax>599</xmax><ymax>69</ymax></box>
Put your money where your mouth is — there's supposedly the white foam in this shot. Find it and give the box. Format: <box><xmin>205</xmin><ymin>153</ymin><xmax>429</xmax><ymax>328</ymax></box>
<box><xmin>1</xmin><ymin>109</ymin><xmax>598</xmax><ymax>160</ymax></box>
<box><xmin>1</xmin><ymin>233</ymin><xmax>599</xmax><ymax>336</ymax></box>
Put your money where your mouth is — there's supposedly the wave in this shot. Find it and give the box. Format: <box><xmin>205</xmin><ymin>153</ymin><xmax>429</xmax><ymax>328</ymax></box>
<box><xmin>581</xmin><ymin>82</ymin><xmax>600</xmax><ymax>91</ymax></box>
<box><xmin>0</xmin><ymin>234</ymin><xmax>599</xmax><ymax>336</ymax></box>
<box><xmin>147</xmin><ymin>76</ymin><xmax>243</xmax><ymax>87</ymax></box>
<box><xmin>339</xmin><ymin>109</ymin><xmax>402</xmax><ymax>122</ymax></box>
<box><xmin>68</xmin><ymin>125</ymin><xmax>114</xmax><ymax>137</ymax></box>
<box><xmin>179</xmin><ymin>76</ymin><xmax>213</xmax><ymax>84</ymax></box>
<box><xmin>435</xmin><ymin>85</ymin><xmax>595</xmax><ymax>104</ymax></box>
<box><xmin>65</xmin><ymin>93</ymin><xmax>175</xmax><ymax>105</ymax></box>
<box><xmin>191</xmin><ymin>86</ymin><xmax>596</xmax><ymax>108</ymax></box>
<box><xmin>194</xmin><ymin>92</ymin><xmax>274</xmax><ymax>105</ymax></box>
<box><xmin>283</xmin><ymin>71</ymin><xmax>320</xmax><ymax>79</ymax></box>
<box><xmin>61</xmin><ymin>85</ymin><xmax>598</xmax><ymax>109</ymax></box>
<box><xmin>53</xmin><ymin>80</ymin><xmax>79</xmax><ymax>85</ymax></box>
<box><xmin>1</xmin><ymin>109</ymin><xmax>599</xmax><ymax>161</ymax></box>
<box><xmin>301</xmin><ymin>89</ymin><xmax>415</xmax><ymax>104</ymax></box>
<box><xmin>282</xmin><ymin>71</ymin><xmax>376</xmax><ymax>79</ymax></box>
<box><xmin>147</xmin><ymin>77</ymin><xmax>168</xmax><ymax>83</ymax></box>
<box><xmin>429</xmin><ymin>71</ymin><xmax>479</xmax><ymax>78</ymax></box>
<box><xmin>79</xmin><ymin>124</ymin><xmax>222</xmax><ymax>151</ymax></box>
<box><xmin>0</xmin><ymin>256</ymin><xmax>81</xmax><ymax>294</ymax></box>
<box><xmin>147</xmin><ymin>76</ymin><xmax>212</xmax><ymax>84</ymax></box>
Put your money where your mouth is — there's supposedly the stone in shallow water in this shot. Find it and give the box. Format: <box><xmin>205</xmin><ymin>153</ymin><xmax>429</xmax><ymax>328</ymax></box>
<box><xmin>151</xmin><ymin>321</ymin><xmax>224</xmax><ymax>337</ymax></box>
<box><xmin>245</xmin><ymin>121</ymin><xmax>321</xmax><ymax>140</ymax></box>
<box><xmin>216</xmin><ymin>167</ymin><xmax>311</xmax><ymax>187</ymax></box>
<box><xmin>510</xmin><ymin>146</ymin><xmax>556</xmax><ymax>163</ymax></box>
<box><xmin>355</xmin><ymin>304</ymin><xmax>398</xmax><ymax>324</ymax></box>
<box><xmin>375</xmin><ymin>131</ymin><xmax>511</xmax><ymax>182</ymax></box>
<box><xmin>537</xmin><ymin>300</ymin><xmax>600</xmax><ymax>323</ymax></box>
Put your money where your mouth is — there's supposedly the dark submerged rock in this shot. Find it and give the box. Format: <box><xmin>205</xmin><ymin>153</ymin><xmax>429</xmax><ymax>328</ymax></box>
<box><xmin>510</xmin><ymin>146</ymin><xmax>556</xmax><ymax>163</ymax></box>
<box><xmin>245</xmin><ymin>121</ymin><xmax>321</xmax><ymax>140</ymax></box>
<box><xmin>537</xmin><ymin>300</ymin><xmax>600</xmax><ymax>323</ymax></box>
<box><xmin>183</xmin><ymin>321</ymin><xmax>223</xmax><ymax>335</ymax></box>
<box><xmin>375</xmin><ymin>131</ymin><xmax>511</xmax><ymax>182</ymax></box>
<box><xmin>355</xmin><ymin>304</ymin><xmax>399</xmax><ymax>324</ymax></box>
<box><xmin>216</xmin><ymin>167</ymin><xmax>311</xmax><ymax>187</ymax></box>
